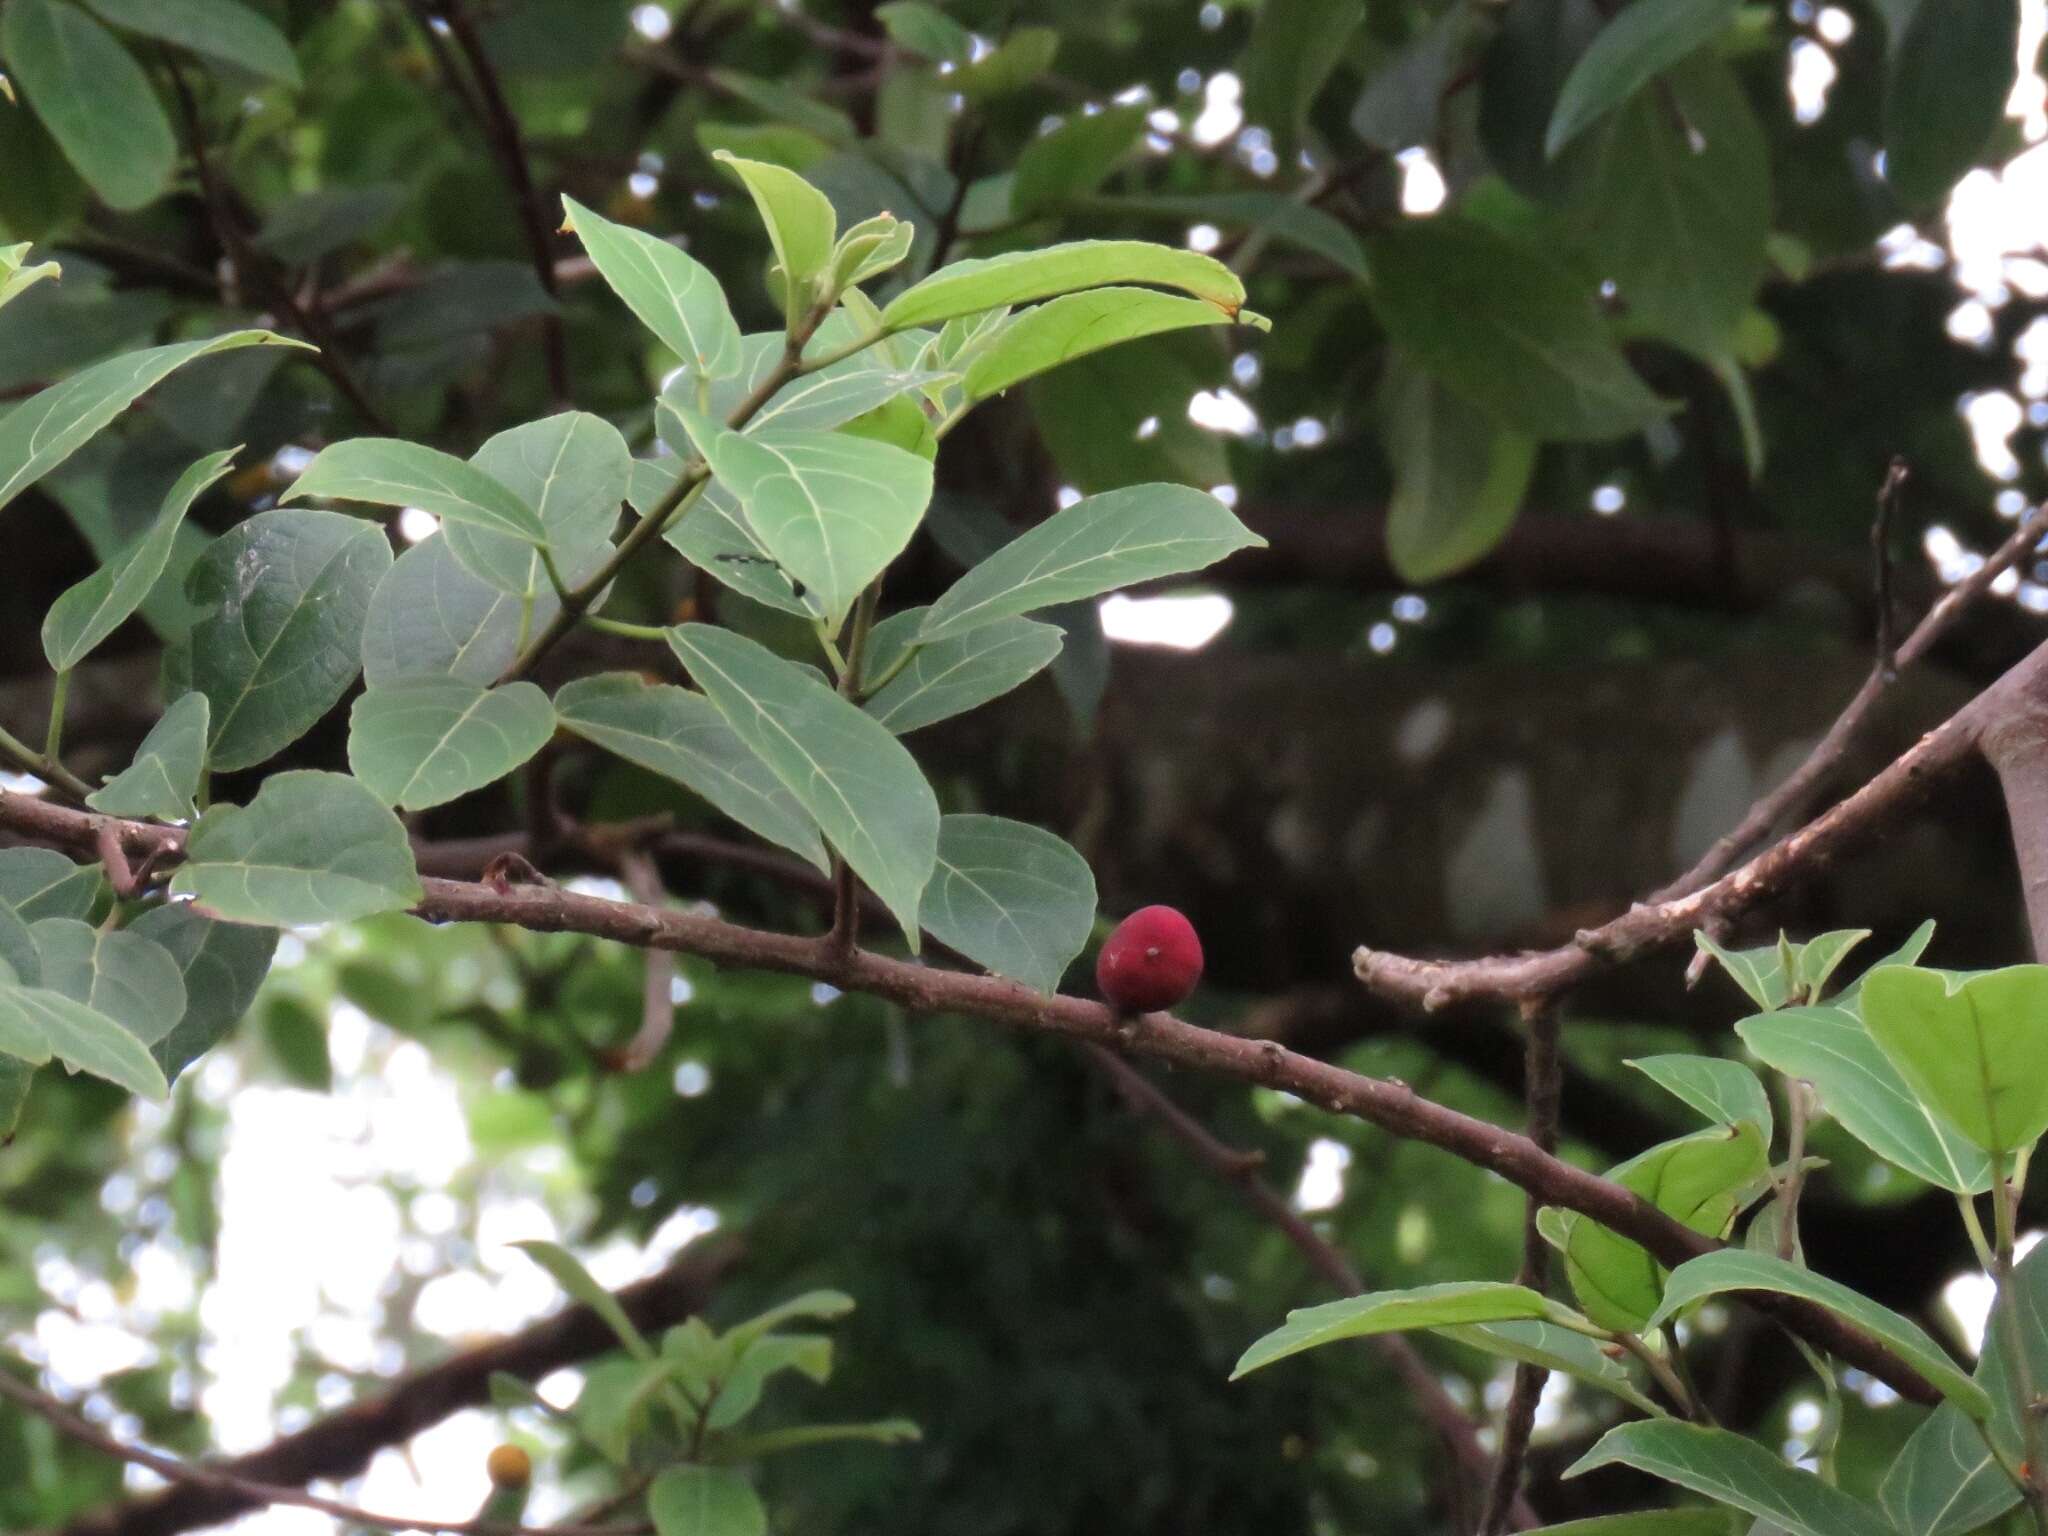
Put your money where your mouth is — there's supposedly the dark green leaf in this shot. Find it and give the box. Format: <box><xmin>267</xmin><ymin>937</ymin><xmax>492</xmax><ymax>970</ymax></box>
<box><xmin>1564</xmin><ymin>1420</ymin><xmax>1884</xmax><ymax>1536</ymax></box>
<box><xmin>1012</xmin><ymin>106</ymin><xmax>1148</xmax><ymax>217</ymax></box>
<box><xmin>283</xmin><ymin>439</ymin><xmax>547</xmax><ymax>547</ymax></box>
<box><xmin>863</xmin><ymin>608</ymin><xmax>1063</xmax><ymax>733</ymax></box>
<box><xmin>81</xmin><ymin>0</ymin><xmax>299</xmax><ymax>86</ymax></box>
<box><xmin>30</xmin><ymin>917</ymin><xmax>187</xmax><ymax>1047</ymax></box>
<box><xmin>348</xmin><ymin>678</ymin><xmax>555</xmax><ymax>811</ymax></box>
<box><xmin>1233</xmin><ymin>1282</ymin><xmax>1553</xmax><ymax>1379</ymax></box>
<box><xmin>128</xmin><ymin>902</ymin><xmax>276</xmax><ymax>1084</ymax></box>
<box><xmin>918</xmin><ymin>814</ymin><xmax>1096</xmax><ymax>995</ymax></box>
<box><xmin>1885</xmin><ymin>0</ymin><xmax>2021</xmax><ymax>208</ymax></box>
<box><xmin>0</xmin><ymin>849</ymin><xmax>100</xmax><ymax>922</ymax></box>
<box><xmin>0</xmin><ymin>983</ymin><xmax>167</xmax><ymax>1100</ymax></box>
<box><xmin>1</xmin><ymin>0</ymin><xmax>175</xmax><ymax>209</ymax></box>
<box><xmin>1382</xmin><ymin>356</ymin><xmax>1537</xmax><ymax>582</ymax></box>
<box><xmin>1545</xmin><ymin>0</ymin><xmax>1743</xmax><ymax>156</ymax></box>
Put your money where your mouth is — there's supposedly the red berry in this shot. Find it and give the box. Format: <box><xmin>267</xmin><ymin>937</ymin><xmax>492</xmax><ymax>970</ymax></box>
<box><xmin>1096</xmin><ymin>905</ymin><xmax>1204</xmax><ymax>1014</ymax></box>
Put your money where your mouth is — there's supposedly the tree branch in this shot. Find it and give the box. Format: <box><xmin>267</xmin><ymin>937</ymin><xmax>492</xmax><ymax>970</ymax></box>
<box><xmin>0</xmin><ymin>791</ymin><xmax>1945</xmax><ymax>1407</ymax></box>
<box><xmin>1352</xmin><ymin>635</ymin><xmax>2048</xmax><ymax>1012</ymax></box>
<box><xmin>55</xmin><ymin>1238</ymin><xmax>737</xmax><ymax>1536</ymax></box>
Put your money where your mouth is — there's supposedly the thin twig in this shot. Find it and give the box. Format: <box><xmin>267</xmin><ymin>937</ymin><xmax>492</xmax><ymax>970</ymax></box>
<box><xmin>1086</xmin><ymin>1045</ymin><xmax>1536</xmax><ymax>1530</ymax></box>
<box><xmin>0</xmin><ymin>1368</ymin><xmax>645</xmax><ymax>1536</ymax></box>
<box><xmin>615</xmin><ymin>851</ymin><xmax>677</xmax><ymax>1070</ymax></box>
<box><xmin>1874</xmin><ymin>458</ymin><xmax>1909</xmax><ymax>678</ymax></box>
<box><xmin>1480</xmin><ymin>1001</ymin><xmax>1562</xmax><ymax>1536</ymax></box>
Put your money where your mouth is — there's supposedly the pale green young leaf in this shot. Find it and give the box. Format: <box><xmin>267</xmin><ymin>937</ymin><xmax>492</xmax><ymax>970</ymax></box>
<box><xmin>347</xmin><ymin>678</ymin><xmax>555</xmax><ymax>811</ymax></box>
<box><xmin>1382</xmin><ymin>356</ymin><xmax>1537</xmax><ymax>583</ymax></box>
<box><xmin>173</xmin><ymin>770</ymin><xmax>423</xmax><ymax>926</ymax></box>
<box><xmin>712</xmin><ymin>152</ymin><xmax>837</xmax><ymax>322</ymax></box>
<box><xmin>0</xmin><ymin>331</ymin><xmax>303</xmax><ymax>517</ymax></box>
<box><xmin>1232</xmin><ymin>1282</ymin><xmax>1551</xmax><ymax>1380</ymax></box>
<box><xmin>81</xmin><ymin>0</ymin><xmax>300</xmax><ymax>86</ymax></box>
<box><xmin>829</xmin><ymin>213</ymin><xmax>915</xmax><ymax>292</ymax></box>
<box><xmin>1563</xmin><ymin>1420</ymin><xmax>1883</xmax><ymax>1536</ymax></box>
<box><xmin>919</xmin><ymin>484</ymin><xmax>1264</xmax><ymax>642</ymax></box>
<box><xmin>863</xmin><ymin>609</ymin><xmax>1063</xmax><ymax>734</ymax></box>
<box><xmin>1647</xmin><ymin>1251</ymin><xmax>1987</xmax><ymax>1419</ymax></box>
<box><xmin>1736</xmin><ymin>1004</ymin><xmax>1991</xmax><ymax>1194</ymax></box>
<box><xmin>554</xmin><ymin>673</ymin><xmax>828</xmax><ymax>873</ymax></box>
<box><xmin>0</xmin><ymin>243</ymin><xmax>59</xmax><ymax>312</ymax></box>
<box><xmin>648</xmin><ymin>1466</ymin><xmax>766</xmax><ymax>1536</ymax></box>
<box><xmin>725</xmin><ymin>363</ymin><xmax>948</xmax><ymax>437</ymax></box>
<box><xmin>962</xmin><ymin>288</ymin><xmax>1250</xmax><ymax>403</ymax></box>
<box><xmin>30</xmin><ymin>918</ymin><xmax>186</xmax><ymax>1047</ymax></box>
<box><xmin>724</xmin><ymin>1289</ymin><xmax>856</xmax><ymax>1352</ymax></box>
<box><xmin>668</xmin><ymin>407</ymin><xmax>932</xmax><ymax>630</ymax></box>
<box><xmin>1694</xmin><ymin>931</ymin><xmax>1792</xmax><ymax>1012</ymax></box>
<box><xmin>561</xmin><ymin>196</ymin><xmax>743</xmax><ymax>377</ymax></box>
<box><xmin>1862</xmin><ymin>964</ymin><xmax>2048</xmax><ymax>1155</ymax></box>
<box><xmin>1562</xmin><ymin>1123</ymin><xmax>1767</xmax><ymax>1331</ymax></box>
<box><xmin>1834</xmin><ymin>918</ymin><xmax>1936</xmax><ymax>1008</ymax></box>
<box><xmin>442</xmin><ymin>411</ymin><xmax>627</xmax><ymax>599</ymax></box>
<box><xmin>43</xmin><ymin>449</ymin><xmax>237</xmax><ymax>672</ymax></box>
<box><xmin>882</xmin><ymin>240</ymin><xmax>1248</xmax><ymax>330</ymax></box>
<box><xmin>128</xmin><ymin>902</ymin><xmax>276</xmax><ymax>1084</ymax></box>
<box><xmin>1545</xmin><ymin>0</ymin><xmax>1743</xmax><ymax>156</ymax></box>
<box><xmin>0</xmin><ymin>985</ymin><xmax>168</xmax><ymax>1100</ymax></box>
<box><xmin>185</xmin><ymin>508</ymin><xmax>391</xmax><ymax>771</ymax></box>
<box><xmin>1625</xmin><ymin>1055</ymin><xmax>1774</xmax><ymax>1142</ymax></box>
<box><xmin>283</xmin><ymin>439</ymin><xmax>546</xmax><ymax>545</ymax></box>
<box><xmin>512</xmin><ymin>1239</ymin><xmax>654</xmax><ymax>1360</ymax></box>
<box><xmin>919</xmin><ymin>815</ymin><xmax>1096</xmax><ymax>995</ymax></box>
<box><xmin>1</xmin><ymin>0</ymin><xmax>174</xmax><ymax>210</ymax></box>
<box><xmin>706</xmin><ymin>1335</ymin><xmax>833</xmax><ymax>1430</ymax></box>
<box><xmin>0</xmin><ymin>849</ymin><xmax>101</xmax><ymax>922</ymax></box>
<box><xmin>1794</xmin><ymin>929</ymin><xmax>1873</xmax><ymax>1000</ymax></box>
<box><xmin>667</xmin><ymin>625</ymin><xmax>939</xmax><ymax>946</ymax></box>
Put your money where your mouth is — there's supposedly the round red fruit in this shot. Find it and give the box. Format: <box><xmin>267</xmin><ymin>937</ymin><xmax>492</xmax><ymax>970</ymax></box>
<box><xmin>1096</xmin><ymin>905</ymin><xmax>1204</xmax><ymax>1014</ymax></box>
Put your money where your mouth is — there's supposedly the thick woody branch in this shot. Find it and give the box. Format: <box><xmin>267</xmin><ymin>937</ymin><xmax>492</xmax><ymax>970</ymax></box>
<box><xmin>1353</xmin><ymin>636</ymin><xmax>2048</xmax><ymax>1012</ymax></box>
<box><xmin>1978</xmin><ymin>647</ymin><xmax>2048</xmax><ymax>959</ymax></box>
<box><xmin>56</xmin><ymin>1238</ymin><xmax>738</xmax><ymax>1536</ymax></box>
<box><xmin>0</xmin><ymin>794</ymin><xmax>1941</xmax><ymax>1407</ymax></box>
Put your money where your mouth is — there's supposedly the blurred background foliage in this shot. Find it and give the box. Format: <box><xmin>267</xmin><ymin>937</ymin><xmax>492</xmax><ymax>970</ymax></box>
<box><xmin>2</xmin><ymin>0</ymin><xmax>2046</xmax><ymax>1529</ymax></box>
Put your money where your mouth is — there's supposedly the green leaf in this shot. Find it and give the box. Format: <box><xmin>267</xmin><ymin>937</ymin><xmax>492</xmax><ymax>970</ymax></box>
<box><xmin>511</xmin><ymin>1239</ymin><xmax>654</xmax><ymax>1360</ymax></box>
<box><xmin>283</xmin><ymin>439</ymin><xmax>546</xmax><ymax>547</ymax></box>
<box><xmin>707</xmin><ymin>1334</ymin><xmax>833</xmax><ymax>1430</ymax></box>
<box><xmin>1562</xmin><ymin>57</ymin><xmax>1771</xmax><ymax>355</ymax></box>
<box><xmin>442</xmin><ymin>411</ymin><xmax>628</xmax><ymax>600</ymax></box>
<box><xmin>348</xmin><ymin>678</ymin><xmax>555</xmax><ymax>812</ymax></box>
<box><xmin>80</xmin><ymin>0</ymin><xmax>299</xmax><ymax>86</ymax></box>
<box><xmin>962</xmin><ymin>288</ymin><xmax>1250</xmax><ymax>404</ymax></box>
<box><xmin>669</xmin><ymin>408</ymin><xmax>932</xmax><ymax>630</ymax></box>
<box><xmin>1795</xmin><ymin>930</ymin><xmax>1873</xmax><ymax>1001</ymax></box>
<box><xmin>1626</xmin><ymin>1055</ymin><xmax>1774</xmax><ymax>1142</ymax></box>
<box><xmin>667</xmin><ymin>625</ymin><xmax>939</xmax><ymax>947</ymax></box>
<box><xmin>714</xmin><ymin>1418</ymin><xmax>922</xmax><ymax>1459</ymax></box>
<box><xmin>1694</xmin><ymin>931</ymin><xmax>1794</xmax><ymax>1012</ymax></box>
<box><xmin>863</xmin><ymin>609</ymin><xmax>1063</xmax><ymax>734</ymax></box>
<box><xmin>829</xmin><ymin>213</ymin><xmax>914</xmax><ymax>293</ymax></box>
<box><xmin>1242</xmin><ymin>0</ymin><xmax>1365</xmax><ymax>150</ymax></box>
<box><xmin>1647</xmin><ymin>1251</ymin><xmax>1988</xmax><ymax>1419</ymax></box>
<box><xmin>0</xmin><ymin>849</ymin><xmax>100</xmax><ymax>922</ymax></box>
<box><xmin>1029</xmin><ymin>331</ymin><xmax>1231</xmax><ymax>494</ymax></box>
<box><xmin>1879</xmin><ymin>1400</ymin><xmax>2019</xmax><ymax>1536</ymax></box>
<box><xmin>1</xmin><ymin>0</ymin><xmax>174</xmax><ymax>210</ymax></box>
<box><xmin>43</xmin><ymin>449</ymin><xmax>237</xmax><ymax>673</ymax></box>
<box><xmin>1561</xmin><ymin>1123</ymin><xmax>1768</xmax><ymax>1331</ymax></box>
<box><xmin>1861</xmin><ymin>964</ymin><xmax>2048</xmax><ymax>1156</ymax></box>
<box><xmin>1544</xmin><ymin>0</ymin><xmax>1742</xmax><ymax>157</ymax></box>
<box><xmin>0</xmin><ymin>331</ymin><xmax>302</xmax><ymax>517</ymax></box>
<box><xmin>1735</xmin><ymin>1004</ymin><xmax>1992</xmax><ymax>1195</ymax></box>
<box><xmin>882</xmin><ymin>241</ymin><xmax>1250</xmax><ymax>331</ymax></box>
<box><xmin>1094</xmin><ymin>192</ymin><xmax>1369</xmax><ymax>279</ymax></box>
<box><xmin>1433</xmin><ymin>1318</ymin><xmax>1662</xmax><ymax>1415</ymax></box>
<box><xmin>1011</xmin><ymin>106</ymin><xmax>1148</xmax><ymax>217</ymax></box>
<box><xmin>1835</xmin><ymin>919</ymin><xmax>1935</xmax><ymax>1008</ymax></box>
<box><xmin>1231</xmin><ymin>1282</ymin><xmax>1552</xmax><ymax>1379</ymax></box>
<box><xmin>1885</xmin><ymin>0</ymin><xmax>2021</xmax><ymax>208</ymax></box>
<box><xmin>712</xmin><ymin>152</ymin><xmax>837</xmax><ymax>323</ymax></box>
<box><xmin>1382</xmin><ymin>355</ymin><xmax>1537</xmax><ymax>583</ymax></box>
<box><xmin>87</xmin><ymin>692</ymin><xmax>208</xmax><ymax>820</ymax></box>
<box><xmin>0</xmin><ymin>984</ymin><xmax>167</xmax><ymax>1100</ymax></box>
<box><xmin>628</xmin><ymin>463</ymin><xmax>815</xmax><ymax>619</ymax></box>
<box><xmin>918</xmin><ymin>814</ymin><xmax>1096</xmax><ymax>995</ymax></box>
<box><xmin>953</xmin><ymin>26</ymin><xmax>1059</xmax><ymax>100</ymax></box>
<box><xmin>172</xmin><ymin>770</ymin><xmax>423</xmax><ymax>927</ymax></box>
<box><xmin>1350</xmin><ymin>5</ymin><xmax>1470</xmax><ymax>152</ymax></box>
<box><xmin>874</xmin><ymin>0</ymin><xmax>971</xmax><ymax>61</ymax></box>
<box><xmin>561</xmin><ymin>196</ymin><xmax>743</xmax><ymax>377</ymax></box>
<box><xmin>254</xmin><ymin>184</ymin><xmax>405</xmax><ymax>265</ymax></box>
<box><xmin>725</xmin><ymin>1289</ymin><xmax>856</xmax><ymax>1351</ymax></box>
<box><xmin>1563</xmin><ymin>1420</ymin><xmax>1884</xmax><ymax>1536</ymax></box>
<box><xmin>0</xmin><ymin>900</ymin><xmax>39</xmax><ymax>987</ymax></box>
<box><xmin>185</xmin><ymin>508</ymin><xmax>391</xmax><ymax>771</ymax></box>
<box><xmin>1510</xmin><ymin>1515</ymin><xmax>1746</xmax><ymax>1536</ymax></box>
<box><xmin>1367</xmin><ymin>216</ymin><xmax>1668</xmax><ymax>442</ymax></box>
<box><xmin>733</xmin><ymin>362</ymin><xmax>945</xmax><ymax>437</ymax></box>
<box><xmin>127</xmin><ymin>902</ymin><xmax>275</xmax><ymax>1084</ymax></box>
<box><xmin>31</xmin><ymin>917</ymin><xmax>185</xmax><ymax>1049</ymax></box>
<box><xmin>0</xmin><ymin>243</ymin><xmax>59</xmax><ymax>311</ymax></box>
<box><xmin>553</xmin><ymin>673</ymin><xmax>827</xmax><ymax>873</ymax></box>
<box><xmin>361</xmin><ymin>534</ymin><xmax>566</xmax><ymax>687</ymax></box>
<box><xmin>648</xmin><ymin>1466</ymin><xmax>766</xmax><ymax>1536</ymax></box>
<box><xmin>919</xmin><ymin>484</ymin><xmax>1263</xmax><ymax>643</ymax></box>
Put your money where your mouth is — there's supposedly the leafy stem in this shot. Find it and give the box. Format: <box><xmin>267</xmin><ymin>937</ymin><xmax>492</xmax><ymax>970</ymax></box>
<box><xmin>44</xmin><ymin>668</ymin><xmax>69</xmax><ymax>765</ymax></box>
<box><xmin>0</xmin><ymin>720</ymin><xmax>92</xmax><ymax>803</ymax></box>
<box><xmin>1991</xmin><ymin>1151</ymin><xmax>2048</xmax><ymax>1525</ymax></box>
